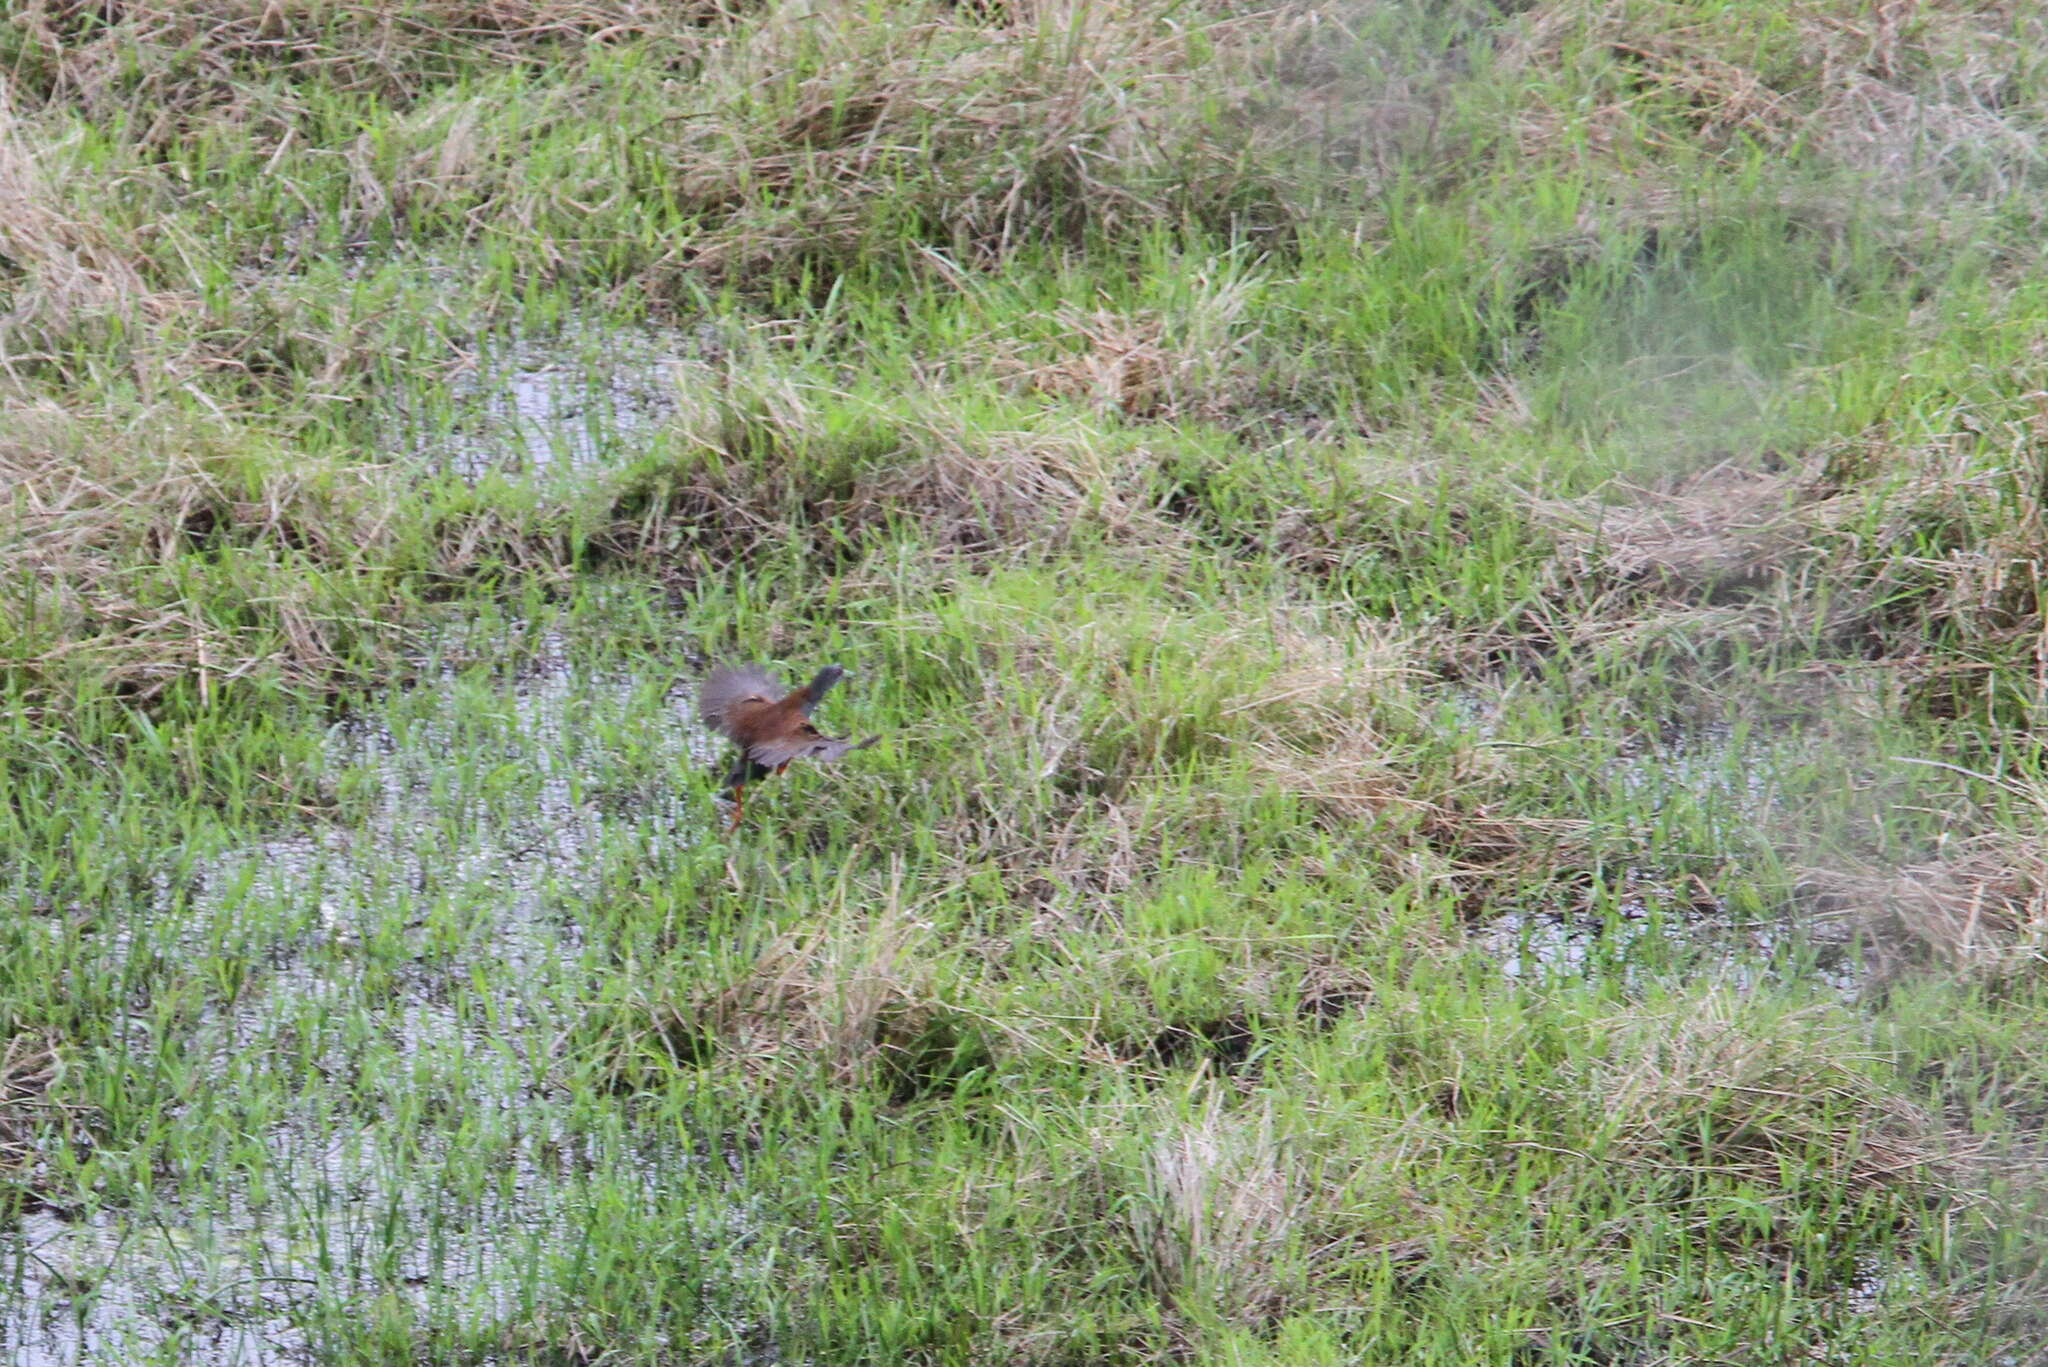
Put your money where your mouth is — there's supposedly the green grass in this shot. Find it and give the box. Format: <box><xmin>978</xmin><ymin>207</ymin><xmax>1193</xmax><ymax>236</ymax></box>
<box><xmin>5</xmin><ymin>0</ymin><xmax>2048</xmax><ymax>1362</ymax></box>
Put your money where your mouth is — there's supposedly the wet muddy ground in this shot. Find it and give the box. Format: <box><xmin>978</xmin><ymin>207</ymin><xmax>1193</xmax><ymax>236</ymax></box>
<box><xmin>0</xmin><ymin>325</ymin><xmax>1935</xmax><ymax>1363</ymax></box>
<box><xmin>3</xmin><ymin>640</ymin><xmax>1875</xmax><ymax>1364</ymax></box>
<box><xmin>4</xmin><ymin>629</ymin><xmax>731</xmax><ymax>1364</ymax></box>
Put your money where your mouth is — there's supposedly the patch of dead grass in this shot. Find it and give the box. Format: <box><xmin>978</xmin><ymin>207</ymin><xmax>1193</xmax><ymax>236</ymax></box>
<box><xmin>0</xmin><ymin>1028</ymin><xmax>66</xmax><ymax>1200</ymax></box>
<box><xmin>700</xmin><ymin>911</ymin><xmax>925</xmax><ymax>1085</ymax></box>
<box><xmin>993</xmin><ymin>295</ymin><xmax>1266</xmax><ymax>424</ymax></box>
<box><xmin>1590</xmin><ymin>994</ymin><xmax>1951</xmax><ymax>1194</ymax></box>
<box><xmin>0</xmin><ymin>402</ymin><xmax>406</xmax><ymax>705</ymax></box>
<box><xmin>1131</xmin><ymin>1093</ymin><xmax>1311</xmax><ymax>1322</ymax></box>
<box><xmin>0</xmin><ymin>90</ymin><xmax>175</xmax><ymax>384</ymax></box>
<box><xmin>1512</xmin><ymin>0</ymin><xmax>2048</xmax><ymax>204</ymax></box>
<box><xmin>1005</xmin><ymin>310</ymin><xmax>1181</xmax><ymax>420</ymax></box>
<box><xmin>1552</xmin><ymin>461</ymin><xmax>1802</xmax><ymax>600</ymax></box>
<box><xmin>635</xmin><ymin>0</ymin><xmax>1295</xmax><ymax>282</ymax></box>
<box><xmin>1540</xmin><ymin>433</ymin><xmax>2045</xmax><ymax>684</ymax></box>
<box><xmin>618</xmin><ymin>897</ymin><xmax>1025</xmax><ymax>1095</ymax></box>
<box><xmin>1802</xmin><ymin>836</ymin><xmax>2048</xmax><ymax>983</ymax></box>
<box><xmin>8</xmin><ymin>1</ymin><xmax>730</xmax><ymax>123</ymax></box>
<box><xmin>603</xmin><ymin>364</ymin><xmax>1178</xmax><ymax>569</ymax></box>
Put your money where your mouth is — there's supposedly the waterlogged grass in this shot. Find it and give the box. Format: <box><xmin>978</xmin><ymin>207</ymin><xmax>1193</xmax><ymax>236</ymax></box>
<box><xmin>0</xmin><ymin>586</ymin><xmax>2026</xmax><ymax>1364</ymax></box>
<box><xmin>7</xmin><ymin>0</ymin><xmax>2048</xmax><ymax>1363</ymax></box>
<box><xmin>5</xmin><ymin>578</ymin><xmax>2042</xmax><ymax>1363</ymax></box>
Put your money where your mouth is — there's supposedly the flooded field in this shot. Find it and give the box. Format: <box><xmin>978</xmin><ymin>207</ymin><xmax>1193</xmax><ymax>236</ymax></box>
<box><xmin>2</xmin><ymin>624</ymin><xmax>752</xmax><ymax>1364</ymax></box>
<box><xmin>9</xmin><ymin>0</ymin><xmax>2048</xmax><ymax>1359</ymax></box>
<box><xmin>1</xmin><ymin>634</ymin><xmax>1957</xmax><ymax>1362</ymax></box>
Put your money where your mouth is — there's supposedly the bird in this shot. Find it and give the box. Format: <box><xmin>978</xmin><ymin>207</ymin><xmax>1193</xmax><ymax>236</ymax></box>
<box><xmin>696</xmin><ymin>662</ymin><xmax>878</xmax><ymax>831</ymax></box>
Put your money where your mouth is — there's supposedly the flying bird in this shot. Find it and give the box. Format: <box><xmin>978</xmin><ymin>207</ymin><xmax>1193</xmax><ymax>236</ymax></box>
<box><xmin>697</xmin><ymin>662</ymin><xmax>877</xmax><ymax>831</ymax></box>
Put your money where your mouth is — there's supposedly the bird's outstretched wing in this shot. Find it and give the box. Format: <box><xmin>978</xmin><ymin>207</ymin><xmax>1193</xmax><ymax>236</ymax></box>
<box><xmin>747</xmin><ymin>731</ymin><xmax>879</xmax><ymax>769</ymax></box>
<box><xmin>698</xmin><ymin>664</ymin><xmax>785</xmax><ymax>741</ymax></box>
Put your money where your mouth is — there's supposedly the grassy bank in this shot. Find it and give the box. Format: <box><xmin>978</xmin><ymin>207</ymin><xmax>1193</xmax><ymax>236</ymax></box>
<box><xmin>4</xmin><ymin>1</ymin><xmax>2047</xmax><ymax>1362</ymax></box>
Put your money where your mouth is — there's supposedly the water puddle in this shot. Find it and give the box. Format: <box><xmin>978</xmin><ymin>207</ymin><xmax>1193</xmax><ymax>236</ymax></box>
<box><xmin>1484</xmin><ymin>884</ymin><xmax>1861</xmax><ymax>997</ymax></box>
<box><xmin>384</xmin><ymin>321</ymin><xmax>706</xmax><ymax>481</ymax></box>
<box><xmin>1455</xmin><ymin>702</ymin><xmax>1864</xmax><ymax>994</ymax></box>
<box><xmin>1</xmin><ymin>628</ymin><xmax>740</xmax><ymax>1365</ymax></box>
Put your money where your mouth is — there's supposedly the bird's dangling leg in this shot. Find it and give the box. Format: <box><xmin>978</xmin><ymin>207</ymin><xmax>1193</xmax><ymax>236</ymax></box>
<box><xmin>727</xmin><ymin>784</ymin><xmax>745</xmax><ymax>833</ymax></box>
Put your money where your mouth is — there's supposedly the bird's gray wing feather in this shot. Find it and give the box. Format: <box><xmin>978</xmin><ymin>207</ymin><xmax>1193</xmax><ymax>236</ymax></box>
<box><xmin>697</xmin><ymin>664</ymin><xmax>785</xmax><ymax>738</ymax></box>
<box><xmin>747</xmin><ymin>733</ymin><xmax>879</xmax><ymax>768</ymax></box>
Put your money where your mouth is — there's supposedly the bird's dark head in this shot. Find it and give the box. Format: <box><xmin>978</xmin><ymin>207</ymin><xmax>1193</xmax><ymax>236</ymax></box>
<box><xmin>802</xmin><ymin>664</ymin><xmax>849</xmax><ymax>711</ymax></box>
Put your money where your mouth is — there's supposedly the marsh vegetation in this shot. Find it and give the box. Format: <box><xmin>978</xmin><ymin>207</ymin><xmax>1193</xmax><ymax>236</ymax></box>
<box><xmin>3</xmin><ymin>1</ymin><xmax>2047</xmax><ymax>1361</ymax></box>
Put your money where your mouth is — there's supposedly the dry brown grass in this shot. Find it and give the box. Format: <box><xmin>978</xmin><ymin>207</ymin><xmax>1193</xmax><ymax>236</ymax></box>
<box><xmin>1511</xmin><ymin>1</ymin><xmax>2048</xmax><ymax>201</ymax></box>
<box><xmin>1245</xmin><ymin>3</ymin><xmax>1493</xmax><ymax>198</ymax></box>
<box><xmin>1802</xmin><ymin>835</ymin><xmax>2048</xmax><ymax>982</ymax></box>
<box><xmin>0</xmin><ymin>402</ymin><xmax>405</xmax><ymax>705</ymax></box>
<box><xmin>1193</xmin><ymin>619</ymin><xmax>1571</xmax><ymax>891</ymax></box>
<box><xmin>0</xmin><ymin>90</ymin><xmax>174</xmax><ymax>386</ymax></box>
<box><xmin>864</xmin><ymin>593</ymin><xmax>1567</xmax><ymax>926</ymax></box>
<box><xmin>6</xmin><ymin>0</ymin><xmax>1306</xmax><ymax>380</ymax></box>
<box><xmin>1551</xmin><ymin>461</ymin><xmax>1802</xmax><ymax>601</ymax></box>
<box><xmin>1004</xmin><ymin>310</ymin><xmax>1182</xmax><ymax>420</ymax></box>
<box><xmin>630</xmin><ymin>0</ymin><xmax>1293</xmax><ymax>282</ymax></box>
<box><xmin>603</xmin><ymin>362</ymin><xmax>1180</xmax><ymax>569</ymax></box>
<box><xmin>1538</xmin><ymin>429</ymin><xmax>2046</xmax><ymax>688</ymax></box>
<box><xmin>0</xmin><ymin>1027</ymin><xmax>71</xmax><ymax>1205</ymax></box>
<box><xmin>1130</xmin><ymin>1093</ymin><xmax>1311</xmax><ymax>1322</ymax></box>
<box><xmin>7</xmin><ymin>0</ymin><xmax>730</xmax><ymax>121</ymax></box>
<box><xmin>1235</xmin><ymin>621</ymin><xmax>1521</xmax><ymax>867</ymax></box>
<box><xmin>994</xmin><ymin>294</ymin><xmax>1266</xmax><ymax>424</ymax></box>
<box><xmin>611</xmin><ymin>891</ymin><xmax>1027</xmax><ymax>1096</ymax></box>
<box><xmin>1588</xmin><ymin>994</ymin><xmax>1950</xmax><ymax>1193</ymax></box>
<box><xmin>697</xmin><ymin>908</ymin><xmax>930</xmax><ymax>1086</ymax></box>
<box><xmin>1117</xmin><ymin>1082</ymin><xmax>1462</xmax><ymax>1331</ymax></box>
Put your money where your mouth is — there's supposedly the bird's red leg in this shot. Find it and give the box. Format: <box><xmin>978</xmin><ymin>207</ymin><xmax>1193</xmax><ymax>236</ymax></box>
<box><xmin>727</xmin><ymin>784</ymin><xmax>745</xmax><ymax>832</ymax></box>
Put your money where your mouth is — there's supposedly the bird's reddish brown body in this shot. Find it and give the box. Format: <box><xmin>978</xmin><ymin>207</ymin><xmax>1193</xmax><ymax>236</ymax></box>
<box><xmin>697</xmin><ymin>662</ymin><xmax>876</xmax><ymax>830</ymax></box>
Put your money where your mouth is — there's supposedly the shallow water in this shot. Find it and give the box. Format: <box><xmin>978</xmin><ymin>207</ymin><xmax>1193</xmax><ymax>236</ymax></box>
<box><xmin>1464</xmin><ymin>708</ymin><xmax>1863</xmax><ymax>994</ymax></box>
<box><xmin>1</xmin><ymin>631</ymin><xmax>725</xmax><ymax>1365</ymax></box>
<box><xmin>385</xmin><ymin>321</ymin><xmax>699</xmax><ymax>481</ymax></box>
